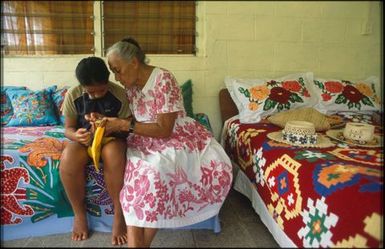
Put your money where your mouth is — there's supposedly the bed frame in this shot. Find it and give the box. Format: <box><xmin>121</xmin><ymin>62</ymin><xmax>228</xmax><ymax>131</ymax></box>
<box><xmin>219</xmin><ymin>88</ymin><xmax>238</xmax><ymax>124</ymax></box>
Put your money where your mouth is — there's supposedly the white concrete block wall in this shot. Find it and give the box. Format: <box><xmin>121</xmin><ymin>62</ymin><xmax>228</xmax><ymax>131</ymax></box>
<box><xmin>2</xmin><ymin>1</ymin><xmax>382</xmax><ymax>140</ymax></box>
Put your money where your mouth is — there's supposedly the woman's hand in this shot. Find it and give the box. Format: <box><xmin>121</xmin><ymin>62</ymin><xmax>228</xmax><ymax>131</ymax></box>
<box><xmin>75</xmin><ymin>128</ymin><xmax>93</xmax><ymax>146</ymax></box>
<box><xmin>85</xmin><ymin>112</ymin><xmax>105</xmax><ymax>122</ymax></box>
<box><xmin>85</xmin><ymin>112</ymin><xmax>105</xmax><ymax>132</ymax></box>
<box><xmin>103</xmin><ymin>117</ymin><xmax>128</xmax><ymax>136</ymax></box>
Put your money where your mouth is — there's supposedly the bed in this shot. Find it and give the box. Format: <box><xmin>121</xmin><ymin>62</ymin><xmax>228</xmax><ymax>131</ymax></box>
<box><xmin>1</xmin><ymin>125</ymin><xmax>221</xmax><ymax>241</ymax></box>
<box><xmin>219</xmin><ymin>85</ymin><xmax>383</xmax><ymax>248</ymax></box>
<box><xmin>0</xmin><ymin>84</ymin><xmax>220</xmax><ymax>241</ymax></box>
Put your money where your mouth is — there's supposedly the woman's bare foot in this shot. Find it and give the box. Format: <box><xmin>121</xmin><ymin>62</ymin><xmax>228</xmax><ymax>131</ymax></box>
<box><xmin>111</xmin><ymin>213</ymin><xmax>127</xmax><ymax>245</ymax></box>
<box><xmin>72</xmin><ymin>214</ymin><xmax>89</xmax><ymax>241</ymax></box>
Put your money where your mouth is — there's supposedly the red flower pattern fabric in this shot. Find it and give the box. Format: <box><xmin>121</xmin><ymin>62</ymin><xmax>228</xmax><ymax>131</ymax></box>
<box><xmin>225</xmin><ymin>72</ymin><xmax>316</xmax><ymax>124</ymax></box>
<box><xmin>121</xmin><ymin>67</ymin><xmax>232</xmax><ymax>228</ymax></box>
<box><xmin>1</xmin><ymin>155</ymin><xmax>34</xmax><ymax>225</ymax></box>
<box><xmin>312</xmin><ymin>77</ymin><xmax>381</xmax><ymax>114</ymax></box>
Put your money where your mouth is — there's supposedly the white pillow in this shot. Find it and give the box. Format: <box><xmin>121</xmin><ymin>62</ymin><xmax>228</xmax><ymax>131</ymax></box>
<box><xmin>311</xmin><ymin>76</ymin><xmax>381</xmax><ymax>115</ymax></box>
<box><xmin>225</xmin><ymin>72</ymin><xmax>316</xmax><ymax>124</ymax></box>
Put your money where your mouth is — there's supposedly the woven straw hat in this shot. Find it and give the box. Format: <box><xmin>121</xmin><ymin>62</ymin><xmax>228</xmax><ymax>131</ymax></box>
<box><xmin>267</xmin><ymin>120</ymin><xmax>335</xmax><ymax>148</ymax></box>
<box><xmin>326</xmin><ymin>122</ymin><xmax>381</xmax><ymax>148</ymax></box>
<box><xmin>268</xmin><ymin>107</ymin><xmax>331</xmax><ymax>131</ymax></box>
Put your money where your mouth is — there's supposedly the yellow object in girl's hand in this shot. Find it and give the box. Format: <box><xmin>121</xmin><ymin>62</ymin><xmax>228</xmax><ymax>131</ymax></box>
<box><xmin>87</xmin><ymin>119</ymin><xmax>114</xmax><ymax>172</ymax></box>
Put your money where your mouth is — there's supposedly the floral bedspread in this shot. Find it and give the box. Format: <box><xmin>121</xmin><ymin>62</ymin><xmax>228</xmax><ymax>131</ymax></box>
<box><xmin>222</xmin><ymin>115</ymin><xmax>383</xmax><ymax>247</ymax></box>
<box><xmin>1</xmin><ymin>126</ymin><xmax>119</xmax><ymax>240</ymax></box>
<box><xmin>1</xmin><ymin>125</ymin><xmax>220</xmax><ymax>241</ymax></box>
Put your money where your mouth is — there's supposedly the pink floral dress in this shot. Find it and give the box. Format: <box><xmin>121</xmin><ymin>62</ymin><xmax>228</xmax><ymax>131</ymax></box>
<box><xmin>120</xmin><ymin>67</ymin><xmax>233</xmax><ymax>228</ymax></box>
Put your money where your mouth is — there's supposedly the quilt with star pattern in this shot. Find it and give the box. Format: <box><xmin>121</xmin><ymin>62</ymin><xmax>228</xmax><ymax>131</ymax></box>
<box><xmin>222</xmin><ymin>115</ymin><xmax>383</xmax><ymax>248</ymax></box>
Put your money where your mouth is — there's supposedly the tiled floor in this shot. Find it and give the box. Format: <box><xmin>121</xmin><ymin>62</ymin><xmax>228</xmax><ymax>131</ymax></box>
<box><xmin>1</xmin><ymin>189</ymin><xmax>279</xmax><ymax>248</ymax></box>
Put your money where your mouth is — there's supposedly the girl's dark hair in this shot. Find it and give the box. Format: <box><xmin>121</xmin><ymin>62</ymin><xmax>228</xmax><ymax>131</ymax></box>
<box><xmin>75</xmin><ymin>57</ymin><xmax>110</xmax><ymax>86</ymax></box>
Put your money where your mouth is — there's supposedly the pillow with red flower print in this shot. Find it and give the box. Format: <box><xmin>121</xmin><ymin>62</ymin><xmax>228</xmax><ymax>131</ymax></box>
<box><xmin>311</xmin><ymin>76</ymin><xmax>381</xmax><ymax>115</ymax></box>
<box><xmin>225</xmin><ymin>72</ymin><xmax>316</xmax><ymax>124</ymax></box>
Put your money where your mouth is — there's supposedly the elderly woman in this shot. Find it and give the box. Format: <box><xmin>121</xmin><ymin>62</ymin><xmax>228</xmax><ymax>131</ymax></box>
<box><xmin>98</xmin><ymin>37</ymin><xmax>232</xmax><ymax>247</ymax></box>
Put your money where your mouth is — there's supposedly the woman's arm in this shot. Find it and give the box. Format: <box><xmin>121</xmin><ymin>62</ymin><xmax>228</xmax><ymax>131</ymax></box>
<box><xmin>105</xmin><ymin>112</ymin><xmax>178</xmax><ymax>138</ymax></box>
<box><xmin>135</xmin><ymin>112</ymin><xmax>178</xmax><ymax>138</ymax></box>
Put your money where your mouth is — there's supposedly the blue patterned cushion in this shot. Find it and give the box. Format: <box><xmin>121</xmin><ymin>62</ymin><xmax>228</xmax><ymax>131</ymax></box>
<box><xmin>6</xmin><ymin>86</ymin><xmax>59</xmax><ymax>126</ymax></box>
<box><xmin>1</xmin><ymin>86</ymin><xmax>27</xmax><ymax>125</ymax></box>
<box><xmin>194</xmin><ymin>113</ymin><xmax>213</xmax><ymax>134</ymax></box>
<box><xmin>52</xmin><ymin>87</ymin><xmax>69</xmax><ymax>125</ymax></box>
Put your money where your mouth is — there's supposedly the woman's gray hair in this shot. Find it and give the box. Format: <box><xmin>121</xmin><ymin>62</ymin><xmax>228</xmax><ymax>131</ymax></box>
<box><xmin>106</xmin><ymin>37</ymin><xmax>148</xmax><ymax>64</ymax></box>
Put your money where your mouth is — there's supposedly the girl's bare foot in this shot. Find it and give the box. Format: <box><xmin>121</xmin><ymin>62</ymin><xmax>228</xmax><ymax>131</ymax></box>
<box><xmin>72</xmin><ymin>214</ymin><xmax>89</xmax><ymax>241</ymax></box>
<box><xmin>111</xmin><ymin>213</ymin><xmax>127</xmax><ymax>245</ymax></box>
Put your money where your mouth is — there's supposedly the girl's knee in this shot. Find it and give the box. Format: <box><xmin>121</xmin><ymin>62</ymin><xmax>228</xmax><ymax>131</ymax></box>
<box><xmin>102</xmin><ymin>139</ymin><xmax>126</xmax><ymax>160</ymax></box>
<box><xmin>60</xmin><ymin>143</ymin><xmax>89</xmax><ymax>171</ymax></box>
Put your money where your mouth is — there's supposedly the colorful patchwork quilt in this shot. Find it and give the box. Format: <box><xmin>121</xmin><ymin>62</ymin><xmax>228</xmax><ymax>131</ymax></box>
<box><xmin>1</xmin><ymin>126</ymin><xmax>220</xmax><ymax>241</ymax></box>
<box><xmin>222</xmin><ymin>115</ymin><xmax>383</xmax><ymax>248</ymax></box>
